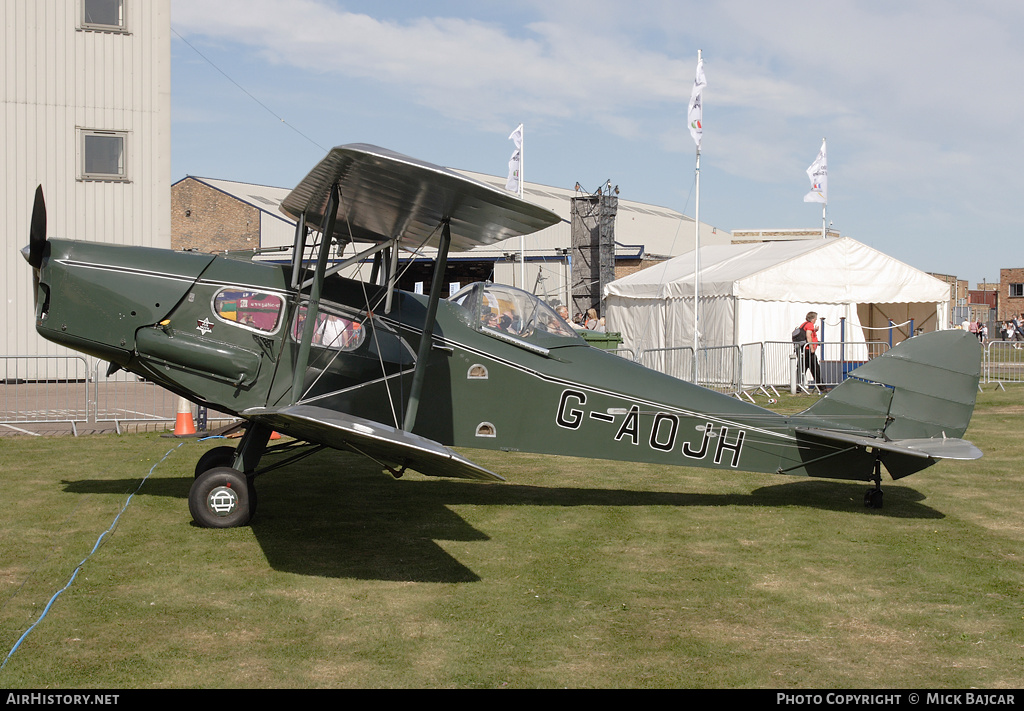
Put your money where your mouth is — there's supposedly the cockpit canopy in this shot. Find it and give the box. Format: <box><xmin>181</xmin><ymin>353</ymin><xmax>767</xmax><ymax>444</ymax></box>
<box><xmin>449</xmin><ymin>283</ymin><xmax>583</xmax><ymax>351</ymax></box>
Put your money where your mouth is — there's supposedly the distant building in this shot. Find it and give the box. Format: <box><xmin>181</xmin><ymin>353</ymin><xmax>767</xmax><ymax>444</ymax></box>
<box><xmin>172</xmin><ymin>177</ymin><xmax>295</xmax><ymax>254</ymax></box>
<box><xmin>171</xmin><ymin>171</ymin><xmax>732</xmax><ymax>314</ymax></box>
<box><xmin>2</xmin><ymin>0</ymin><xmax>171</xmax><ymax>360</ymax></box>
<box><xmin>927</xmin><ymin>273</ymin><xmax>966</xmax><ymax>326</ymax></box>
<box><xmin>1000</xmin><ymin>268</ymin><xmax>1024</xmax><ymax>320</ymax></box>
<box><xmin>968</xmin><ymin>286</ymin><xmax>997</xmax><ymax>324</ymax></box>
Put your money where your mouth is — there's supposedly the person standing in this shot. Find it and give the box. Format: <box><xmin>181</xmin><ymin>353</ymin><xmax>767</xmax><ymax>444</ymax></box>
<box><xmin>800</xmin><ymin>311</ymin><xmax>824</xmax><ymax>391</ymax></box>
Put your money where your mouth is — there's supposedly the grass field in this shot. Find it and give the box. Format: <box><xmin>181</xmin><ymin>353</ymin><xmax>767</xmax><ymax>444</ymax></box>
<box><xmin>0</xmin><ymin>390</ymin><xmax>1022</xmax><ymax>688</ymax></box>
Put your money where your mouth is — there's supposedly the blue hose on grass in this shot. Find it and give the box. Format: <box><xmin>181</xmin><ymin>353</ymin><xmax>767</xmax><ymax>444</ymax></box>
<box><xmin>1</xmin><ymin>443</ymin><xmax>184</xmax><ymax>671</ymax></box>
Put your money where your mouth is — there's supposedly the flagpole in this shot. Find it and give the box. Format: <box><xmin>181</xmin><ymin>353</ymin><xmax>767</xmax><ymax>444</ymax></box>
<box><xmin>520</xmin><ymin>124</ymin><xmax>526</xmax><ymax>289</ymax></box>
<box><xmin>692</xmin><ymin>50</ymin><xmax>703</xmax><ymax>378</ymax></box>
<box><xmin>693</xmin><ymin>130</ymin><xmax>701</xmax><ymax>369</ymax></box>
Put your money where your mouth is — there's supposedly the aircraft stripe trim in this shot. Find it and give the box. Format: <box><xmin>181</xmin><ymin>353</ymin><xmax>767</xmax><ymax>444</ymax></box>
<box><xmin>56</xmin><ymin>260</ymin><xmax>296</xmax><ymax>299</ymax></box>
<box><xmin>55</xmin><ymin>259</ymin><xmax>197</xmax><ymax>283</ymax></box>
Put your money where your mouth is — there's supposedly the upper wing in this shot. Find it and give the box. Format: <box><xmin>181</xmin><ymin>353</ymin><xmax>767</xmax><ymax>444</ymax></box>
<box><xmin>242</xmin><ymin>404</ymin><xmax>503</xmax><ymax>482</ymax></box>
<box><xmin>280</xmin><ymin>143</ymin><xmax>562</xmax><ymax>251</ymax></box>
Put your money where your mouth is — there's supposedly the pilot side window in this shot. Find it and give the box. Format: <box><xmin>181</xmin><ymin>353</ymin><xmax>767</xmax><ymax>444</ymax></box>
<box><xmin>213</xmin><ymin>289</ymin><xmax>285</xmax><ymax>334</ymax></box>
<box><xmin>291</xmin><ymin>308</ymin><xmax>366</xmax><ymax>351</ymax></box>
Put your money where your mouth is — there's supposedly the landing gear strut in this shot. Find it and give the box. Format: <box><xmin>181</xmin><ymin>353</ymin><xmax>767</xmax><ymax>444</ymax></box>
<box><xmin>864</xmin><ymin>455</ymin><xmax>884</xmax><ymax>510</ymax></box>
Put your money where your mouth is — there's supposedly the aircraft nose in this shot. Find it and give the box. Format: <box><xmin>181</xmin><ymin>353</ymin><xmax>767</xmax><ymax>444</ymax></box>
<box><xmin>21</xmin><ymin>244</ymin><xmax>33</xmax><ymax>264</ymax></box>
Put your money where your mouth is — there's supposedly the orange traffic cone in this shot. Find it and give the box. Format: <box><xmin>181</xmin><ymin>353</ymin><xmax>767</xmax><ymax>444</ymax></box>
<box><xmin>174</xmin><ymin>397</ymin><xmax>196</xmax><ymax>436</ymax></box>
<box><xmin>270</xmin><ymin>431</ymin><xmax>281</xmax><ymax>440</ymax></box>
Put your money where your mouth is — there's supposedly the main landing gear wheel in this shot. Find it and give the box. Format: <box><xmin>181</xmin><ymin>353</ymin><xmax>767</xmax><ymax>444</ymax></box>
<box><xmin>189</xmin><ymin>467</ymin><xmax>254</xmax><ymax>528</ymax></box>
<box><xmin>194</xmin><ymin>445</ymin><xmax>236</xmax><ymax>477</ymax></box>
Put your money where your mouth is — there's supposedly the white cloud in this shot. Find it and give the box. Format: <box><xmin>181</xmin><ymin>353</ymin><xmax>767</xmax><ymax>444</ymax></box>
<box><xmin>171</xmin><ymin>0</ymin><xmax>1024</xmax><ymax>284</ymax></box>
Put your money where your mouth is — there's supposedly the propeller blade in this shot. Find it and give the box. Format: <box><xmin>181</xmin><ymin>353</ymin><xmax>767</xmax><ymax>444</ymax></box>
<box><xmin>27</xmin><ymin>185</ymin><xmax>47</xmax><ymax>269</ymax></box>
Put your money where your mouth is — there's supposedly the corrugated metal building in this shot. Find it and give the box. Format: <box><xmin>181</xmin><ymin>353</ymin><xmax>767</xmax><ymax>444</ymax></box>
<box><xmin>2</xmin><ymin>0</ymin><xmax>171</xmax><ymax>360</ymax></box>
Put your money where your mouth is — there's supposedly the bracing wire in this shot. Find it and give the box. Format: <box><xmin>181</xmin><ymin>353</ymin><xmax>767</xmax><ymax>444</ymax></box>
<box><xmin>171</xmin><ymin>27</ymin><xmax>327</xmax><ymax>154</ymax></box>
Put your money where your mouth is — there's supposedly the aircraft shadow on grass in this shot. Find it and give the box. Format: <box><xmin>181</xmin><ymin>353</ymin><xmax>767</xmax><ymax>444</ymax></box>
<box><xmin>61</xmin><ymin>464</ymin><xmax>944</xmax><ymax>584</ymax></box>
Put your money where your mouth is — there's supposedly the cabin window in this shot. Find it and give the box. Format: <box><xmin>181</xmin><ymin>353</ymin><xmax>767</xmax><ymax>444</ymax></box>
<box><xmin>213</xmin><ymin>289</ymin><xmax>285</xmax><ymax>334</ymax></box>
<box><xmin>81</xmin><ymin>0</ymin><xmax>126</xmax><ymax>32</ymax></box>
<box><xmin>79</xmin><ymin>130</ymin><xmax>128</xmax><ymax>181</ymax></box>
<box><xmin>291</xmin><ymin>308</ymin><xmax>366</xmax><ymax>352</ymax></box>
<box><xmin>449</xmin><ymin>283</ymin><xmax>581</xmax><ymax>345</ymax></box>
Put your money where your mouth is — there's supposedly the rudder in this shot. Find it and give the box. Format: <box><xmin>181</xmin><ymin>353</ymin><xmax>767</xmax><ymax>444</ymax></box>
<box><xmin>803</xmin><ymin>329</ymin><xmax>982</xmax><ymax>440</ymax></box>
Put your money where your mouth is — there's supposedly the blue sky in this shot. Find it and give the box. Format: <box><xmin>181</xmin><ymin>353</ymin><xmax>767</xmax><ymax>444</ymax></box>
<box><xmin>171</xmin><ymin>0</ymin><xmax>1024</xmax><ymax>288</ymax></box>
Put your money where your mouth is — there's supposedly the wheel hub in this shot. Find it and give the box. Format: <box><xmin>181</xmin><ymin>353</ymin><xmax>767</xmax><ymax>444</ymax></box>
<box><xmin>207</xmin><ymin>485</ymin><xmax>238</xmax><ymax>516</ymax></box>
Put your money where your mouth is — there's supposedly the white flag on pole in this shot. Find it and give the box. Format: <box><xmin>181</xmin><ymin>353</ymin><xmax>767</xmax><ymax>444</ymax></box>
<box><xmin>803</xmin><ymin>139</ymin><xmax>828</xmax><ymax>204</ymax></box>
<box><xmin>687</xmin><ymin>57</ymin><xmax>706</xmax><ymax>148</ymax></box>
<box><xmin>505</xmin><ymin>124</ymin><xmax>523</xmax><ymax>193</ymax></box>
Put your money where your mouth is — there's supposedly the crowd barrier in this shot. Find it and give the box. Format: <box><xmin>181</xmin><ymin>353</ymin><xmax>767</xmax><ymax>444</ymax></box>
<box><xmin>1</xmin><ymin>356</ymin><xmax>227</xmax><ymax>433</ymax></box>
<box><xmin>983</xmin><ymin>340</ymin><xmax>1024</xmax><ymax>388</ymax></box>
<box><xmin>3</xmin><ymin>337</ymin><xmax>1020</xmax><ymax>429</ymax></box>
<box><xmin>1</xmin><ymin>356</ymin><xmax>91</xmax><ymax>433</ymax></box>
<box><xmin>633</xmin><ymin>337</ymin><xmax>1024</xmax><ymax>395</ymax></box>
<box><xmin>634</xmin><ymin>340</ymin><xmax>891</xmax><ymax>395</ymax></box>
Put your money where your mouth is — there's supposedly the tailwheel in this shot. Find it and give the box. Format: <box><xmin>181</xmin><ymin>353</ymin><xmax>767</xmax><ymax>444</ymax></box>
<box><xmin>864</xmin><ymin>455</ymin><xmax>884</xmax><ymax>510</ymax></box>
<box><xmin>189</xmin><ymin>467</ymin><xmax>254</xmax><ymax>528</ymax></box>
<box><xmin>864</xmin><ymin>487</ymin><xmax>884</xmax><ymax>509</ymax></box>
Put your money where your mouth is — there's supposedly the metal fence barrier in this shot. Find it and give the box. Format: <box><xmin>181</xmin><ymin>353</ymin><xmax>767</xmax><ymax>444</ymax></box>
<box><xmin>1</xmin><ymin>356</ymin><xmax>231</xmax><ymax>434</ymax></box>
<box><xmin>1</xmin><ymin>356</ymin><xmax>91</xmax><ymax>433</ymax></box>
<box><xmin>92</xmin><ymin>362</ymin><xmax>187</xmax><ymax>429</ymax></box>
<box><xmin>984</xmin><ymin>340</ymin><xmax>1024</xmax><ymax>388</ymax></box>
<box><xmin>638</xmin><ymin>346</ymin><xmax>694</xmax><ymax>383</ymax></box>
<box><xmin>635</xmin><ymin>340</ymin><xmax>891</xmax><ymax>395</ymax></box>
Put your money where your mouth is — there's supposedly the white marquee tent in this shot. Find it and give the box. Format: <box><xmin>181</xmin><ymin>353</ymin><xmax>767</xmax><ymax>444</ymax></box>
<box><xmin>604</xmin><ymin>237</ymin><xmax>952</xmax><ymax>375</ymax></box>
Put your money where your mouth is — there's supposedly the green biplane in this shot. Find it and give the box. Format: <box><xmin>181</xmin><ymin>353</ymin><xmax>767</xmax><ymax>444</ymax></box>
<box><xmin>22</xmin><ymin>144</ymin><xmax>982</xmax><ymax>527</ymax></box>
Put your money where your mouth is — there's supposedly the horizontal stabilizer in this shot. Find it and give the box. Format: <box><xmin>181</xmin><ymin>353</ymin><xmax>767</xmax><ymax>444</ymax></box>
<box><xmin>796</xmin><ymin>426</ymin><xmax>983</xmax><ymax>461</ymax></box>
<box><xmin>243</xmin><ymin>405</ymin><xmax>503</xmax><ymax>482</ymax></box>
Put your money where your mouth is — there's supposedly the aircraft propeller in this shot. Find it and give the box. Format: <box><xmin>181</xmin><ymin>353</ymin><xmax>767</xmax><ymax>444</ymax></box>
<box><xmin>25</xmin><ymin>185</ymin><xmax>47</xmax><ymax>269</ymax></box>
<box><xmin>21</xmin><ymin>185</ymin><xmax>48</xmax><ymax>310</ymax></box>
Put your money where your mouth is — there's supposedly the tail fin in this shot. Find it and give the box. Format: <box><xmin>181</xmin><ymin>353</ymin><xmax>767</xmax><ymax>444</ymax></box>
<box><xmin>804</xmin><ymin>329</ymin><xmax>982</xmax><ymax>441</ymax></box>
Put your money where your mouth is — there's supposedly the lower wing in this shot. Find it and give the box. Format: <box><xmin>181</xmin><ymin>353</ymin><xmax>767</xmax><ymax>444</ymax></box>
<box><xmin>242</xmin><ymin>404</ymin><xmax>503</xmax><ymax>482</ymax></box>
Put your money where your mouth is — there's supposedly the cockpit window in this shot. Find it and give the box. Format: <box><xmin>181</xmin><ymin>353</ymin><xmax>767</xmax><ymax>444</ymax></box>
<box><xmin>449</xmin><ymin>283</ymin><xmax>582</xmax><ymax>348</ymax></box>
<box><xmin>213</xmin><ymin>289</ymin><xmax>284</xmax><ymax>334</ymax></box>
<box><xmin>291</xmin><ymin>307</ymin><xmax>366</xmax><ymax>352</ymax></box>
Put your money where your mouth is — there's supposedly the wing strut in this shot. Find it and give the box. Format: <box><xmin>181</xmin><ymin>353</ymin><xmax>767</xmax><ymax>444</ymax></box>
<box><xmin>385</xmin><ymin>243</ymin><xmax>401</xmax><ymax>314</ymax></box>
<box><xmin>291</xmin><ymin>183</ymin><xmax>340</xmax><ymax>405</ymax></box>
<box><xmin>288</xmin><ymin>212</ymin><xmax>307</xmax><ymax>290</ymax></box>
<box><xmin>402</xmin><ymin>220</ymin><xmax>451</xmax><ymax>432</ymax></box>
